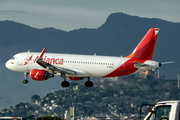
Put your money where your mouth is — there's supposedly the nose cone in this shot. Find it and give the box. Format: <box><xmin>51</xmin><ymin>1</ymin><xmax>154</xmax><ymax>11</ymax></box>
<box><xmin>5</xmin><ymin>60</ymin><xmax>12</xmax><ymax>70</ymax></box>
<box><xmin>5</xmin><ymin>60</ymin><xmax>9</xmax><ymax>69</ymax></box>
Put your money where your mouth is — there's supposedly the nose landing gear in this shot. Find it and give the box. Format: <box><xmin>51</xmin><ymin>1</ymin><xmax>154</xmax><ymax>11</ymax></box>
<box><xmin>23</xmin><ymin>72</ymin><xmax>29</xmax><ymax>84</ymax></box>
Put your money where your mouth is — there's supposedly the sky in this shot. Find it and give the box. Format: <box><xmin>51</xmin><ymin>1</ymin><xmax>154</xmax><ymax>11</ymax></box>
<box><xmin>0</xmin><ymin>0</ymin><xmax>180</xmax><ymax>31</ymax></box>
<box><xmin>0</xmin><ymin>0</ymin><xmax>179</xmax><ymax>109</ymax></box>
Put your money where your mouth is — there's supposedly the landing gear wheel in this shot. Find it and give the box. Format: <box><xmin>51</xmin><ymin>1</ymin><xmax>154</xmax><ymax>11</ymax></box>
<box><xmin>23</xmin><ymin>80</ymin><xmax>28</xmax><ymax>84</ymax></box>
<box><xmin>61</xmin><ymin>81</ymin><xmax>70</xmax><ymax>87</ymax></box>
<box><xmin>60</xmin><ymin>72</ymin><xmax>70</xmax><ymax>87</ymax></box>
<box><xmin>85</xmin><ymin>81</ymin><xmax>93</xmax><ymax>87</ymax></box>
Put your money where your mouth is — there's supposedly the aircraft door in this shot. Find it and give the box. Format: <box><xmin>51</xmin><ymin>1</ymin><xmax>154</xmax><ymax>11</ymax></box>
<box><xmin>18</xmin><ymin>54</ymin><xmax>25</xmax><ymax>65</ymax></box>
<box><xmin>119</xmin><ymin>59</ymin><xmax>125</xmax><ymax>71</ymax></box>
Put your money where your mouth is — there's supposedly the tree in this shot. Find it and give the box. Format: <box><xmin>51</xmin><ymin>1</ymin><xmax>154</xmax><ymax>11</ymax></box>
<box><xmin>31</xmin><ymin>95</ymin><xmax>40</xmax><ymax>100</ymax></box>
<box><xmin>13</xmin><ymin>109</ymin><xmax>27</xmax><ymax>116</ymax></box>
<box><xmin>87</xmin><ymin>108</ymin><xmax>94</xmax><ymax>116</ymax></box>
<box><xmin>116</xmin><ymin>108</ymin><xmax>124</xmax><ymax>114</ymax></box>
<box><xmin>46</xmin><ymin>93</ymin><xmax>55</xmax><ymax>100</ymax></box>
<box><xmin>25</xmin><ymin>115</ymin><xmax>35</xmax><ymax>120</ymax></box>
<box><xmin>7</xmin><ymin>110</ymin><xmax>13</xmax><ymax>116</ymax></box>
<box><xmin>99</xmin><ymin>103</ymin><xmax>108</xmax><ymax>113</ymax></box>
<box><xmin>146</xmin><ymin>75</ymin><xmax>153</xmax><ymax>80</ymax></box>
<box><xmin>35</xmin><ymin>116</ymin><xmax>62</xmax><ymax>120</ymax></box>
<box><xmin>15</xmin><ymin>103</ymin><xmax>21</xmax><ymax>110</ymax></box>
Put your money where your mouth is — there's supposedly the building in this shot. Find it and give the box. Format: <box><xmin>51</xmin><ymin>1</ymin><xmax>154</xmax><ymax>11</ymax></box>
<box><xmin>64</xmin><ymin>110</ymin><xmax>69</xmax><ymax>119</ymax></box>
<box><xmin>69</xmin><ymin>106</ymin><xmax>76</xmax><ymax>120</ymax></box>
<box><xmin>140</xmin><ymin>70</ymin><xmax>159</xmax><ymax>79</ymax></box>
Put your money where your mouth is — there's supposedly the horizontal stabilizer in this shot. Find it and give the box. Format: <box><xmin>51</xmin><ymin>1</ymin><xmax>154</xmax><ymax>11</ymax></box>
<box><xmin>133</xmin><ymin>62</ymin><xmax>150</xmax><ymax>68</ymax></box>
<box><xmin>161</xmin><ymin>61</ymin><xmax>175</xmax><ymax>64</ymax></box>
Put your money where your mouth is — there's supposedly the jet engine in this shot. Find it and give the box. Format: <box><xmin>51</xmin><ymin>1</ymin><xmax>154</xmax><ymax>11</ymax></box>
<box><xmin>30</xmin><ymin>69</ymin><xmax>54</xmax><ymax>81</ymax></box>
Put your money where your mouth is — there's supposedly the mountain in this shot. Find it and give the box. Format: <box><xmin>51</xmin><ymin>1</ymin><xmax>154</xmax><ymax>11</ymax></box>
<box><xmin>0</xmin><ymin>77</ymin><xmax>179</xmax><ymax>118</ymax></box>
<box><xmin>0</xmin><ymin>12</ymin><xmax>180</xmax><ymax>109</ymax></box>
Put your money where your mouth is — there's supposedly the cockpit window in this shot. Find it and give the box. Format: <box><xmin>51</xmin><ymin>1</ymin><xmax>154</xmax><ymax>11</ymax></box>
<box><xmin>11</xmin><ymin>57</ymin><xmax>15</xmax><ymax>60</ymax></box>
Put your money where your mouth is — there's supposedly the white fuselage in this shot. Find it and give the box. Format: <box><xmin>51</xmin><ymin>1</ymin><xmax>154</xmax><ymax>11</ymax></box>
<box><xmin>5</xmin><ymin>52</ymin><xmax>160</xmax><ymax>78</ymax></box>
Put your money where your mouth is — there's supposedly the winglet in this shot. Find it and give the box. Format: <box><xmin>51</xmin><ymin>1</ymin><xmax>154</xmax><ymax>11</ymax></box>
<box><xmin>36</xmin><ymin>47</ymin><xmax>47</xmax><ymax>68</ymax></box>
<box><xmin>39</xmin><ymin>47</ymin><xmax>46</xmax><ymax>58</ymax></box>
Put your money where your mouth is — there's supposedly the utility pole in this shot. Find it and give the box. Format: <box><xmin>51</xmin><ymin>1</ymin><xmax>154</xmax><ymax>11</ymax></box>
<box><xmin>177</xmin><ymin>75</ymin><xmax>179</xmax><ymax>89</ymax></box>
<box><xmin>52</xmin><ymin>88</ymin><xmax>55</xmax><ymax>94</ymax></box>
<box><xmin>156</xmin><ymin>70</ymin><xmax>159</xmax><ymax>79</ymax></box>
<box><xmin>0</xmin><ymin>97</ymin><xmax>3</xmax><ymax>110</ymax></box>
<box><xmin>124</xmin><ymin>95</ymin><xmax>136</xmax><ymax>119</ymax></box>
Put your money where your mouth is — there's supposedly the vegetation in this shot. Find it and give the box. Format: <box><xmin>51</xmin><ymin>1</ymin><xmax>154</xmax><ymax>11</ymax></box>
<box><xmin>0</xmin><ymin>75</ymin><xmax>180</xmax><ymax>119</ymax></box>
<box><xmin>35</xmin><ymin>116</ymin><xmax>61</xmax><ymax>120</ymax></box>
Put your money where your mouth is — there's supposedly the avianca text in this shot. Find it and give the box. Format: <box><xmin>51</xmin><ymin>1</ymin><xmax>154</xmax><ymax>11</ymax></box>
<box><xmin>25</xmin><ymin>55</ymin><xmax>64</xmax><ymax>65</ymax></box>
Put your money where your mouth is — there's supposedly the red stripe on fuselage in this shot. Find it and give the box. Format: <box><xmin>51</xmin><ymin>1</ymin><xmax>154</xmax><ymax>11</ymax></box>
<box><xmin>103</xmin><ymin>58</ymin><xmax>146</xmax><ymax>77</ymax></box>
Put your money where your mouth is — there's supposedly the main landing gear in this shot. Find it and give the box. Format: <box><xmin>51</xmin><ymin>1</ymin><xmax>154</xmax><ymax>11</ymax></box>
<box><xmin>23</xmin><ymin>72</ymin><xmax>29</xmax><ymax>84</ymax></box>
<box><xmin>85</xmin><ymin>77</ymin><xmax>93</xmax><ymax>87</ymax></box>
<box><xmin>61</xmin><ymin>73</ymin><xmax>70</xmax><ymax>87</ymax></box>
<box><xmin>61</xmin><ymin>81</ymin><xmax>70</xmax><ymax>87</ymax></box>
<box><xmin>22</xmin><ymin>72</ymin><xmax>93</xmax><ymax>88</ymax></box>
<box><xmin>60</xmin><ymin>74</ymin><xmax>93</xmax><ymax>88</ymax></box>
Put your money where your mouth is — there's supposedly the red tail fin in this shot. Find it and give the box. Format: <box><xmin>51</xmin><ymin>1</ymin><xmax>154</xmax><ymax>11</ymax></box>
<box><xmin>126</xmin><ymin>28</ymin><xmax>159</xmax><ymax>60</ymax></box>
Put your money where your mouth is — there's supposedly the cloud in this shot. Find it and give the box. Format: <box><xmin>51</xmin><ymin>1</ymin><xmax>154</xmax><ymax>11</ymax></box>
<box><xmin>0</xmin><ymin>10</ymin><xmax>28</xmax><ymax>15</ymax></box>
<box><xmin>0</xmin><ymin>0</ymin><xmax>179</xmax><ymax>31</ymax></box>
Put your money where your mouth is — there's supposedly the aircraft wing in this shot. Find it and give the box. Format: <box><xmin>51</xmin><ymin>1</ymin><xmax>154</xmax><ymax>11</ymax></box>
<box><xmin>36</xmin><ymin>47</ymin><xmax>90</xmax><ymax>76</ymax></box>
<box><xmin>37</xmin><ymin>57</ymin><xmax>76</xmax><ymax>75</ymax></box>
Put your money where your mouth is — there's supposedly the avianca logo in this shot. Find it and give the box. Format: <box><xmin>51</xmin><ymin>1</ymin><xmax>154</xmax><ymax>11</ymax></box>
<box><xmin>24</xmin><ymin>55</ymin><xmax>33</xmax><ymax>65</ymax></box>
<box><xmin>34</xmin><ymin>72</ymin><xmax>39</xmax><ymax>79</ymax></box>
<box><xmin>24</xmin><ymin>55</ymin><xmax>64</xmax><ymax>65</ymax></box>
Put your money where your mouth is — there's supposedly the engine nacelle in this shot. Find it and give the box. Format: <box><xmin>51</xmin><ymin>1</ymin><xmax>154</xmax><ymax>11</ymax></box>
<box><xmin>68</xmin><ymin>76</ymin><xmax>84</xmax><ymax>81</ymax></box>
<box><xmin>30</xmin><ymin>69</ymin><xmax>54</xmax><ymax>81</ymax></box>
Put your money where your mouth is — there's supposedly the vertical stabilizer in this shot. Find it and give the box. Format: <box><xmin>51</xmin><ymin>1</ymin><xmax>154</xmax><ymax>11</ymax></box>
<box><xmin>126</xmin><ymin>28</ymin><xmax>159</xmax><ymax>60</ymax></box>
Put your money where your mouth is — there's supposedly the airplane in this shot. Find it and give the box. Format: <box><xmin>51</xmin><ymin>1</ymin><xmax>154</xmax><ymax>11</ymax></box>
<box><xmin>6</xmin><ymin>28</ymin><xmax>164</xmax><ymax>87</ymax></box>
